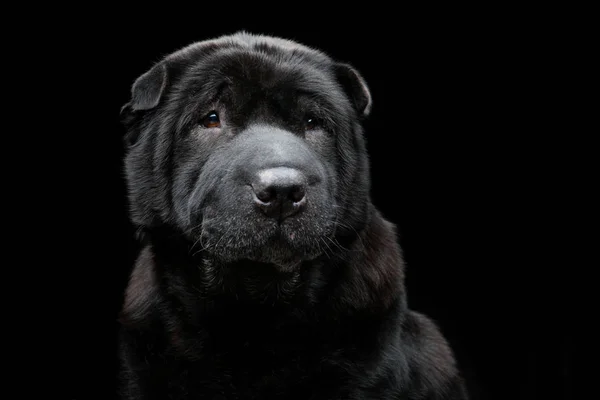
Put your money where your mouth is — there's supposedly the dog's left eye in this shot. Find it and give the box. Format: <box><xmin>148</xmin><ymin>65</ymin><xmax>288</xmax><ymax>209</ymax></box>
<box><xmin>305</xmin><ymin>116</ymin><xmax>321</xmax><ymax>131</ymax></box>
<box><xmin>201</xmin><ymin>111</ymin><xmax>221</xmax><ymax>128</ymax></box>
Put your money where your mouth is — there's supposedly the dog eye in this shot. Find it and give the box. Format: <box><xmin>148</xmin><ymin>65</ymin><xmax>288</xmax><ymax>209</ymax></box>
<box><xmin>201</xmin><ymin>111</ymin><xmax>221</xmax><ymax>128</ymax></box>
<box><xmin>305</xmin><ymin>116</ymin><xmax>321</xmax><ymax>131</ymax></box>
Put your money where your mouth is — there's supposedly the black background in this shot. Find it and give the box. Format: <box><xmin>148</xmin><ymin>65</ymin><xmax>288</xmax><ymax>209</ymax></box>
<box><xmin>48</xmin><ymin>11</ymin><xmax>576</xmax><ymax>400</ymax></box>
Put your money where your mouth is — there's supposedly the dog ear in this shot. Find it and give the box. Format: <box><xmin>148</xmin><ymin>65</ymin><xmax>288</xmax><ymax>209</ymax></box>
<box><xmin>120</xmin><ymin>62</ymin><xmax>169</xmax><ymax>124</ymax></box>
<box><xmin>334</xmin><ymin>63</ymin><xmax>372</xmax><ymax>118</ymax></box>
<box><xmin>129</xmin><ymin>62</ymin><xmax>169</xmax><ymax>111</ymax></box>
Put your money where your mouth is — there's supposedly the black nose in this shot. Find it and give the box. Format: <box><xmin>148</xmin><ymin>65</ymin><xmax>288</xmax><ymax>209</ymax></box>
<box><xmin>252</xmin><ymin>167</ymin><xmax>307</xmax><ymax>220</ymax></box>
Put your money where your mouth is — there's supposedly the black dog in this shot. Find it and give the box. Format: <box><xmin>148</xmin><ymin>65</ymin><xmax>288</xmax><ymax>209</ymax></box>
<box><xmin>118</xmin><ymin>32</ymin><xmax>469</xmax><ymax>399</ymax></box>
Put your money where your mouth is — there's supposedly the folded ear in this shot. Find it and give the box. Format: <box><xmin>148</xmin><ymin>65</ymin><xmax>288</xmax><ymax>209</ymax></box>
<box><xmin>120</xmin><ymin>62</ymin><xmax>169</xmax><ymax>124</ymax></box>
<box><xmin>334</xmin><ymin>63</ymin><xmax>372</xmax><ymax>118</ymax></box>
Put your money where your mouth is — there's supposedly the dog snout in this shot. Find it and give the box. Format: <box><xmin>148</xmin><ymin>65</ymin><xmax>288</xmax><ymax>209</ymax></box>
<box><xmin>252</xmin><ymin>167</ymin><xmax>307</xmax><ymax>221</ymax></box>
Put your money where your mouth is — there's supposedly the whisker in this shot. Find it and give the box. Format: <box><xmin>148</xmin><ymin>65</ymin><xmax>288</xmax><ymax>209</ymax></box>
<box><xmin>334</xmin><ymin>220</ymin><xmax>367</xmax><ymax>253</ymax></box>
<box><xmin>214</xmin><ymin>224</ymin><xmax>235</xmax><ymax>252</ymax></box>
<box><xmin>319</xmin><ymin>237</ymin><xmax>335</xmax><ymax>258</ymax></box>
<box><xmin>189</xmin><ymin>231</ymin><xmax>206</xmax><ymax>254</ymax></box>
<box><xmin>191</xmin><ymin>235</ymin><xmax>213</xmax><ymax>257</ymax></box>
<box><xmin>326</xmin><ymin>235</ymin><xmax>349</xmax><ymax>253</ymax></box>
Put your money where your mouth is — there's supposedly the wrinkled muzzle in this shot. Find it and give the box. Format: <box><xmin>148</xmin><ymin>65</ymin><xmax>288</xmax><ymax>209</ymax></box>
<box><xmin>186</xmin><ymin>125</ymin><xmax>336</xmax><ymax>267</ymax></box>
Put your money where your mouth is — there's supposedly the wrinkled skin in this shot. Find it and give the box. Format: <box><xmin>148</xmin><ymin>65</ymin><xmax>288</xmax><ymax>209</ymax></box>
<box><xmin>118</xmin><ymin>31</ymin><xmax>469</xmax><ymax>399</ymax></box>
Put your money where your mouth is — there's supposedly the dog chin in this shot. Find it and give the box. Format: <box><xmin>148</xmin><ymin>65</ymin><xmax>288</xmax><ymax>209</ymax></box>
<box><xmin>207</xmin><ymin>235</ymin><xmax>321</xmax><ymax>271</ymax></box>
<box><xmin>196</xmin><ymin>217</ymin><xmax>329</xmax><ymax>269</ymax></box>
<box><xmin>234</xmin><ymin>237</ymin><xmax>309</xmax><ymax>269</ymax></box>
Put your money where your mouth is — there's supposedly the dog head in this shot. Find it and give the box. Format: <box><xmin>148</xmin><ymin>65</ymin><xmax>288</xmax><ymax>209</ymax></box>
<box><xmin>120</xmin><ymin>32</ymin><xmax>373</xmax><ymax>268</ymax></box>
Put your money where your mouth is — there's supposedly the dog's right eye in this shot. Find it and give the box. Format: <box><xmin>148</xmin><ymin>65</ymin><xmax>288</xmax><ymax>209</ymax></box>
<box><xmin>201</xmin><ymin>111</ymin><xmax>221</xmax><ymax>128</ymax></box>
<box><xmin>304</xmin><ymin>115</ymin><xmax>322</xmax><ymax>131</ymax></box>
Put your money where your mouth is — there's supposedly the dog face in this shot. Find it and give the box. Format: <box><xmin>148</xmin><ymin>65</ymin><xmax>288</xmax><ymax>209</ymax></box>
<box><xmin>121</xmin><ymin>32</ymin><xmax>373</xmax><ymax>269</ymax></box>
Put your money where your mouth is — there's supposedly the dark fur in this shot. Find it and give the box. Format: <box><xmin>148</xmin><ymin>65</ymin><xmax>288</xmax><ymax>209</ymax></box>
<box><xmin>118</xmin><ymin>32</ymin><xmax>469</xmax><ymax>399</ymax></box>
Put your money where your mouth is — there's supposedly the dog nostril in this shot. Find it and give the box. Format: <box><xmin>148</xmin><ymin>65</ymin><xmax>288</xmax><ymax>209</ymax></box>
<box><xmin>254</xmin><ymin>184</ymin><xmax>305</xmax><ymax>204</ymax></box>
<box><xmin>255</xmin><ymin>187</ymin><xmax>276</xmax><ymax>204</ymax></box>
<box><xmin>289</xmin><ymin>185</ymin><xmax>305</xmax><ymax>203</ymax></box>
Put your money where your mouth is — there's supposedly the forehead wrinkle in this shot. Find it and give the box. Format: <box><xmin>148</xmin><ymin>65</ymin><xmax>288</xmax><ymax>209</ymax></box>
<box><xmin>172</xmin><ymin>46</ymin><xmax>351</xmax><ymax>131</ymax></box>
<box><xmin>206</xmin><ymin>47</ymin><xmax>331</xmax><ymax>86</ymax></box>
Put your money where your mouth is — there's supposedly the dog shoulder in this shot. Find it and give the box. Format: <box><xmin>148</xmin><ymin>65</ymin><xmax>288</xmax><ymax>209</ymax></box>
<box><xmin>402</xmin><ymin>311</ymin><xmax>469</xmax><ymax>399</ymax></box>
<box><xmin>119</xmin><ymin>245</ymin><xmax>162</xmax><ymax>328</ymax></box>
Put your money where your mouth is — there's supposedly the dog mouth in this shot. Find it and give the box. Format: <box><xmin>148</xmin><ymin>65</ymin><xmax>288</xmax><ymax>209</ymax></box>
<box><xmin>237</xmin><ymin>225</ymin><xmax>314</xmax><ymax>267</ymax></box>
<box><xmin>195</xmin><ymin>216</ymin><xmax>330</xmax><ymax>268</ymax></box>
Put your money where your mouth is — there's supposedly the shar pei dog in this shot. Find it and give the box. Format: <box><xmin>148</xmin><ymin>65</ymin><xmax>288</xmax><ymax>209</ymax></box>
<box><xmin>118</xmin><ymin>31</ymin><xmax>469</xmax><ymax>400</ymax></box>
